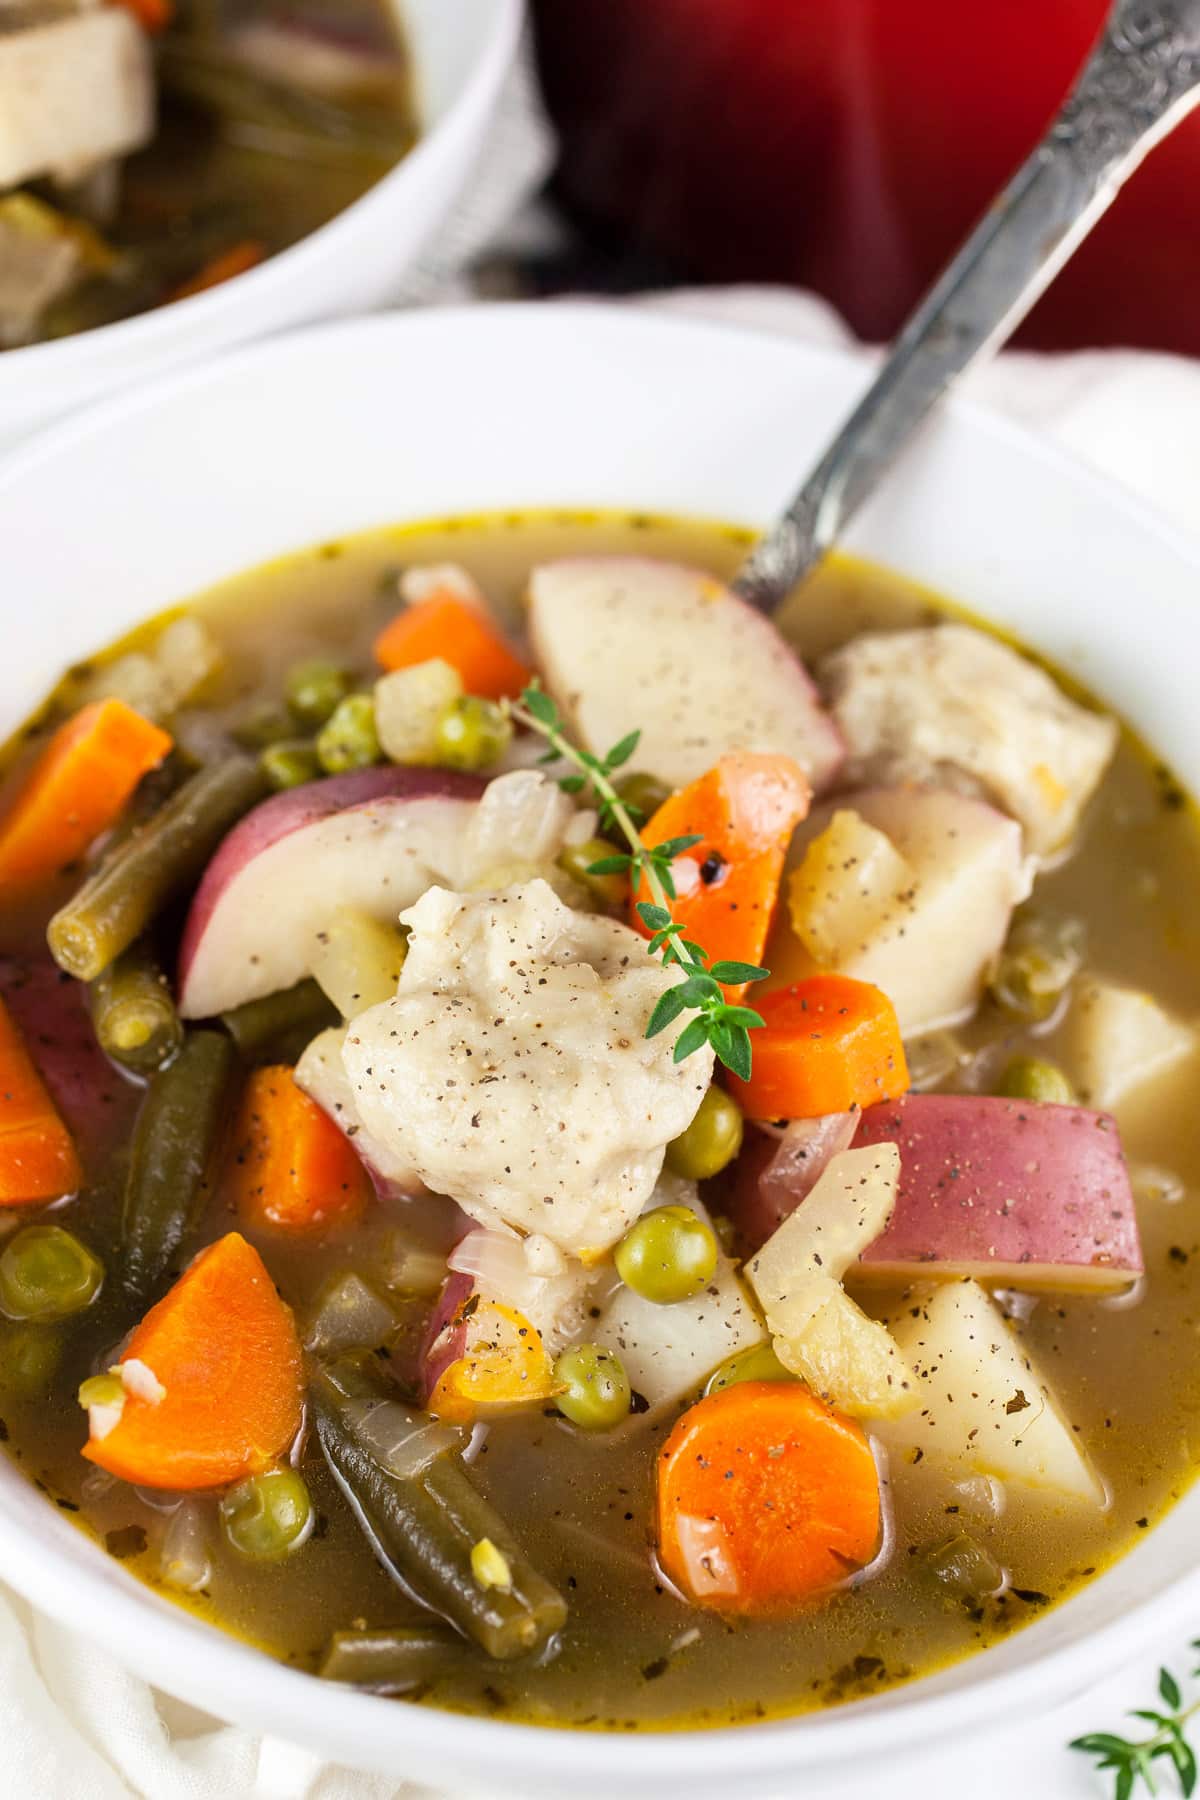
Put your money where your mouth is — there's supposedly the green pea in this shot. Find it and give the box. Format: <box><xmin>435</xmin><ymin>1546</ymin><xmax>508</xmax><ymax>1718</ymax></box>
<box><xmin>988</xmin><ymin>910</ymin><xmax>1085</xmax><ymax>1023</ymax></box>
<box><xmin>614</xmin><ymin>1205</ymin><xmax>718</xmax><ymax>1305</ymax></box>
<box><xmin>553</xmin><ymin>1343</ymin><xmax>631</xmax><ymax>1430</ymax></box>
<box><xmin>260</xmin><ymin>740</ymin><xmax>321</xmax><ymax>792</ymax></box>
<box><xmin>285</xmin><ymin>658</ymin><xmax>353</xmax><ymax>730</ymax></box>
<box><xmin>433</xmin><ymin>696</ymin><xmax>513</xmax><ymax>772</ymax></box>
<box><xmin>666</xmin><ymin>1086</ymin><xmax>744</xmax><ymax>1181</ymax></box>
<box><xmin>704</xmin><ymin>1342</ymin><xmax>793</xmax><ymax>1395</ymax></box>
<box><xmin>0</xmin><ymin>1323</ymin><xmax>63</xmax><ymax>1396</ymax></box>
<box><xmin>316</xmin><ymin>694</ymin><xmax>381</xmax><ymax>774</ymax></box>
<box><xmin>996</xmin><ymin>1055</ymin><xmax>1075</xmax><ymax>1106</ymax></box>
<box><xmin>220</xmin><ymin>1467</ymin><xmax>314</xmax><ymax>1561</ymax></box>
<box><xmin>612</xmin><ymin>771</ymin><xmax>673</xmax><ymax>829</ymax></box>
<box><xmin>0</xmin><ymin>1226</ymin><xmax>104</xmax><ymax>1322</ymax></box>
<box><xmin>556</xmin><ymin>837</ymin><xmax>629</xmax><ymax>910</ymax></box>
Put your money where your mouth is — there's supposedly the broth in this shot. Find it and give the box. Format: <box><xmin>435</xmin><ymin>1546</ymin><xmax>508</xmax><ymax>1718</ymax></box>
<box><xmin>1</xmin><ymin>511</ymin><xmax>1197</xmax><ymax>1730</ymax></box>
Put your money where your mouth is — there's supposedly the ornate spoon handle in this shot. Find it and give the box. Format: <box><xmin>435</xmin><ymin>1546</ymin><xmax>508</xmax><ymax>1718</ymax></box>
<box><xmin>734</xmin><ymin>0</ymin><xmax>1200</xmax><ymax>613</ymax></box>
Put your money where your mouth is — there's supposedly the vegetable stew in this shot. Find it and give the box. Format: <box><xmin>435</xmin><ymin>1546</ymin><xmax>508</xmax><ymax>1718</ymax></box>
<box><xmin>1</xmin><ymin>510</ymin><xmax>1198</xmax><ymax>1730</ymax></box>
<box><xmin>0</xmin><ymin>1</ymin><xmax>417</xmax><ymax>349</ymax></box>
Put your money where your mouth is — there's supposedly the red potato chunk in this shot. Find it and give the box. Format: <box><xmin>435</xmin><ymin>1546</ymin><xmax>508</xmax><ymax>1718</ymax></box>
<box><xmin>853</xmin><ymin>1093</ymin><xmax>1142</xmax><ymax>1293</ymax></box>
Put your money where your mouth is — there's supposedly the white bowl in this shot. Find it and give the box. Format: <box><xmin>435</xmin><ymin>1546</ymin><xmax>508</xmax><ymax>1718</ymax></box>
<box><xmin>1</xmin><ymin>304</ymin><xmax>1198</xmax><ymax>1795</ymax></box>
<box><xmin>0</xmin><ymin>0</ymin><xmax>522</xmax><ymax>454</ymax></box>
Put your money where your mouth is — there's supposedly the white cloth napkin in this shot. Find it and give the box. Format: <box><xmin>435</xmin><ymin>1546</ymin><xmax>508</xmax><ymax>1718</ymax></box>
<box><xmin>8</xmin><ymin>62</ymin><xmax>1200</xmax><ymax>1799</ymax></box>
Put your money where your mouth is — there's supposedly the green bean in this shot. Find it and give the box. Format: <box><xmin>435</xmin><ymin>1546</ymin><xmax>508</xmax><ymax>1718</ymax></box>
<box><xmin>158</xmin><ymin>41</ymin><xmax>413</xmax><ymax>167</ymax></box>
<box><xmin>87</xmin><ymin>938</ymin><xmax>183</xmax><ymax>1074</ymax></box>
<box><xmin>219</xmin><ymin>978</ymin><xmax>338</xmax><ymax>1065</ymax></box>
<box><xmin>49</xmin><ymin>756</ymin><xmax>268</xmax><ymax>982</ymax></box>
<box><xmin>121</xmin><ymin>1030</ymin><xmax>235</xmax><ymax>1301</ymax></box>
<box><xmin>312</xmin><ymin>1355</ymin><xmax>567</xmax><ymax>1661</ymax></box>
<box><xmin>318</xmin><ymin>1623</ymin><xmax>462</xmax><ymax>1692</ymax></box>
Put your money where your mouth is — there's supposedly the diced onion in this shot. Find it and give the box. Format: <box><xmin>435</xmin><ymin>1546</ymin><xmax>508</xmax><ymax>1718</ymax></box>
<box><xmin>160</xmin><ymin>1501</ymin><xmax>213</xmax><ymax>1594</ymax></box>
<box><xmin>448</xmin><ymin>1226</ymin><xmax>590</xmax><ymax>1352</ymax></box>
<box><xmin>304</xmin><ymin>1272</ymin><xmax>398</xmax><ymax>1355</ymax></box>
<box><xmin>671</xmin><ymin>1515</ymin><xmax>739</xmax><ymax>1600</ymax></box>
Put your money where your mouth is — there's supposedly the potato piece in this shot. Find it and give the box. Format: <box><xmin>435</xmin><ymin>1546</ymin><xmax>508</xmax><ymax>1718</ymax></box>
<box><xmin>374</xmin><ymin>658</ymin><xmax>463</xmax><ymax>766</ymax></box>
<box><xmin>528</xmin><ymin>558</ymin><xmax>843</xmax><ymax>791</ymax></box>
<box><xmin>876</xmin><ymin>1279</ymin><xmax>1105</xmax><ymax>1506</ymax></box>
<box><xmin>745</xmin><ymin>1146</ymin><xmax>917</xmax><ymax>1418</ymax></box>
<box><xmin>1065</xmin><ymin>977</ymin><xmax>1198</xmax><ymax>1114</ymax></box>
<box><xmin>0</xmin><ymin>11</ymin><xmax>154</xmax><ymax>189</ymax></box>
<box><xmin>789</xmin><ymin>809</ymin><xmax>913</xmax><ymax>966</ymax></box>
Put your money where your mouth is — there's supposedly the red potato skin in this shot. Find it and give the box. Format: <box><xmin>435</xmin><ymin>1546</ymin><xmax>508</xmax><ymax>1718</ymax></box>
<box><xmin>853</xmin><ymin>1093</ymin><xmax>1143</xmax><ymax>1290</ymax></box>
<box><xmin>725</xmin><ymin>1113</ymin><xmax>859</xmax><ymax>1256</ymax></box>
<box><xmin>178</xmin><ymin>766</ymin><xmax>484</xmax><ymax>994</ymax></box>
<box><xmin>0</xmin><ymin>955</ymin><xmax>136</xmax><ymax>1167</ymax></box>
<box><xmin>418</xmin><ymin>1270</ymin><xmax>473</xmax><ymax>1406</ymax></box>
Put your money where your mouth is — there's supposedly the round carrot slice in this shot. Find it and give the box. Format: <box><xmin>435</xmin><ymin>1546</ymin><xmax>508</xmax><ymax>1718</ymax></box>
<box><xmin>83</xmin><ymin>1232</ymin><xmax>303</xmax><ymax>1491</ymax></box>
<box><xmin>656</xmin><ymin>1380</ymin><xmax>881</xmax><ymax>1612</ymax></box>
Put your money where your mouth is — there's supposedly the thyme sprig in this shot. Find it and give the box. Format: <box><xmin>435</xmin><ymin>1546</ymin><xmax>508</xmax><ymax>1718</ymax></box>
<box><xmin>1071</xmin><ymin>1652</ymin><xmax>1200</xmax><ymax>1799</ymax></box>
<box><xmin>506</xmin><ymin>684</ymin><xmax>768</xmax><ymax>1079</ymax></box>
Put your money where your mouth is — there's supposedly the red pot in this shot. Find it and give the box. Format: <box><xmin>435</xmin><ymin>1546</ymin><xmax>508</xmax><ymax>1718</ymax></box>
<box><xmin>532</xmin><ymin>0</ymin><xmax>1200</xmax><ymax>353</ymax></box>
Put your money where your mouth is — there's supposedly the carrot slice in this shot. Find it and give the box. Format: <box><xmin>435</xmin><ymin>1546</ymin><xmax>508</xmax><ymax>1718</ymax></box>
<box><xmin>656</xmin><ymin>1380</ymin><xmax>880</xmax><ymax>1612</ymax></box>
<box><xmin>0</xmin><ymin>700</ymin><xmax>171</xmax><ymax>894</ymax></box>
<box><xmin>728</xmin><ymin>974</ymin><xmax>909</xmax><ymax>1120</ymax></box>
<box><xmin>374</xmin><ymin>594</ymin><xmax>532</xmax><ymax>701</ymax></box>
<box><xmin>83</xmin><ymin>1233</ymin><xmax>303</xmax><ymax>1490</ymax></box>
<box><xmin>427</xmin><ymin>1299</ymin><xmax>555</xmax><ymax>1423</ymax></box>
<box><xmin>632</xmin><ymin>753</ymin><xmax>810</xmax><ymax>996</ymax></box>
<box><xmin>168</xmin><ymin>240</ymin><xmax>265</xmax><ymax>303</ymax></box>
<box><xmin>230</xmin><ymin>1066</ymin><xmax>370</xmax><ymax>1237</ymax></box>
<box><xmin>0</xmin><ymin>996</ymin><xmax>81</xmax><ymax>1205</ymax></box>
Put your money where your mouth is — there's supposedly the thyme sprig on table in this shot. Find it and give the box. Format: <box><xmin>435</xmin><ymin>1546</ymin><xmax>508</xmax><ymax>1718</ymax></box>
<box><xmin>1071</xmin><ymin>1653</ymin><xmax>1200</xmax><ymax>1799</ymax></box>
<box><xmin>506</xmin><ymin>683</ymin><xmax>768</xmax><ymax>1079</ymax></box>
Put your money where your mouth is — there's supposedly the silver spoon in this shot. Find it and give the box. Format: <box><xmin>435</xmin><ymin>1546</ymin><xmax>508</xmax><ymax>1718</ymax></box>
<box><xmin>734</xmin><ymin>0</ymin><xmax>1200</xmax><ymax>614</ymax></box>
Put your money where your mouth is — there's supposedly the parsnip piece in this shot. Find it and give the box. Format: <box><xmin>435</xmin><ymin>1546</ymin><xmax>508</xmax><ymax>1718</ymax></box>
<box><xmin>310</xmin><ymin>907</ymin><xmax>408</xmax><ymax>1018</ymax></box>
<box><xmin>789</xmin><ymin>809</ymin><xmax>913</xmax><ymax>966</ymax></box>
<box><xmin>746</xmin><ymin>1147</ymin><xmax>917</xmax><ymax>1418</ymax></box>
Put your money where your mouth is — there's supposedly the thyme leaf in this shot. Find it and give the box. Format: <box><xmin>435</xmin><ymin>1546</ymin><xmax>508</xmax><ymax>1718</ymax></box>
<box><xmin>505</xmin><ymin>682</ymin><xmax>769</xmax><ymax>1075</ymax></box>
<box><xmin>1070</xmin><ymin>1646</ymin><xmax>1200</xmax><ymax>1797</ymax></box>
